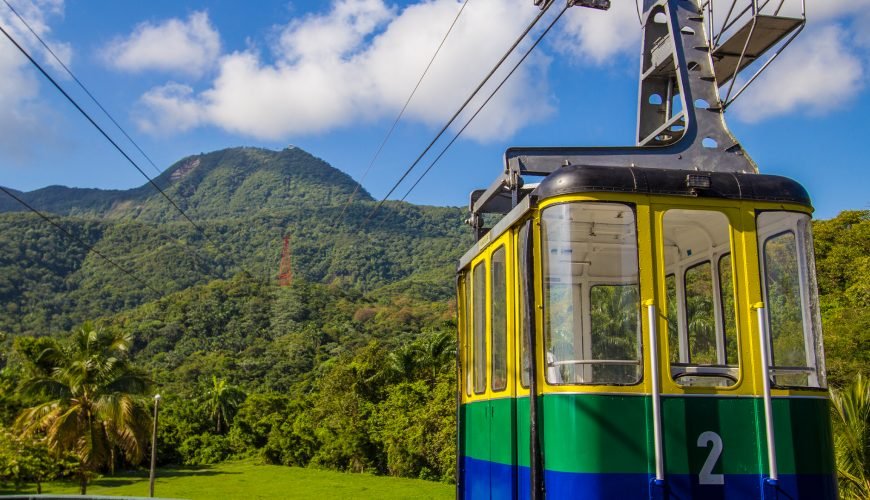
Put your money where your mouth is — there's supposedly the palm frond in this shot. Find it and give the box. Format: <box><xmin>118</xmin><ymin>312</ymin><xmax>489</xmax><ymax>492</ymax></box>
<box><xmin>831</xmin><ymin>374</ymin><xmax>870</xmax><ymax>499</ymax></box>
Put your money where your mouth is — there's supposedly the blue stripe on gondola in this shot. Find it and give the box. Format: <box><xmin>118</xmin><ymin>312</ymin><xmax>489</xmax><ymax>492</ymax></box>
<box><xmin>460</xmin><ymin>456</ymin><xmax>837</xmax><ymax>499</ymax></box>
<box><xmin>462</xmin><ymin>456</ymin><xmax>518</xmax><ymax>500</ymax></box>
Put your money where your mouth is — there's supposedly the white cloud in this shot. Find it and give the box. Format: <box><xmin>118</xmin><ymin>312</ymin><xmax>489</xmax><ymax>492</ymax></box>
<box><xmin>554</xmin><ymin>0</ymin><xmax>641</xmax><ymax>64</ymax></box>
<box><xmin>731</xmin><ymin>25</ymin><xmax>864</xmax><ymax>123</ymax></box>
<box><xmin>103</xmin><ymin>11</ymin><xmax>220</xmax><ymax>77</ymax></box>
<box><xmin>137</xmin><ymin>0</ymin><xmax>555</xmax><ymax>142</ymax></box>
<box><xmin>804</xmin><ymin>0</ymin><xmax>870</xmax><ymax>21</ymax></box>
<box><xmin>135</xmin><ymin>82</ymin><xmax>203</xmax><ymax>135</ymax></box>
<box><xmin>134</xmin><ymin>0</ymin><xmax>870</xmax><ymax>138</ymax></box>
<box><xmin>549</xmin><ymin>0</ymin><xmax>870</xmax><ymax>66</ymax></box>
<box><xmin>277</xmin><ymin>0</ymin><xmax>393</xmax><ymax>62</ymax></box>
<box><xmin>0</xmin><ymin>0</ymin><xmax>70</xmax><ymax>162</ymax></box>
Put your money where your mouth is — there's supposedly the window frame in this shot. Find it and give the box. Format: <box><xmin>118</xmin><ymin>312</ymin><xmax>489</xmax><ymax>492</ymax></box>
<box><xmin>757</xmin><ymin>212</ymin><xmax>824</xmax><ymax>389</ymax></box>
<box><xmin>472</xmin><ymin>261</ymin><xmax>487</xmax><ymax>395</ymax></box>
<box><xmin>517</xmin><ymin>222</ymin><xmax>531</xmax><ymax>389</ymax></box>
<box><xmin>539</xmin><ymin>201</ymin><xmax>644</xmax><ymax>387</ymax></box>
<box><xmin>665</xmin><ymin>273</ymin><xmax>680</xmax><ymax>363</ymax></box>
<box><xmin>682</xmin><ymin>259</ymin><xmax>718</xmax><ymax>365</ymax></box>
<box><xmin>463</xmin><ymin>273</ymin><xmax>472</xmax><ymax>397</ymax></box>
<box><xmin>661</xmin><ymin>208</ymin><xmax>739</xmax><ymax>388</ymax></box>
<box><xmin>490</xmin><ymin>245</ymin><xmax>508</xmax><ymax>392</ymax></box>
<box><xmin>717</xmin><ymin>252</ymin><xmax>738</xmax><ymax>365</ymax></box>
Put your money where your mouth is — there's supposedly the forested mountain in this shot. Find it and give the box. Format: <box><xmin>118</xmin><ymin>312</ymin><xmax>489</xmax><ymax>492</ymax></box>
<box><xmin>0</xmin><ymin>146</ymin><xmax>472</xmax><ymax>336</ymax></box>
<box><xmin>0</xmin><ymin>147</ymin><xmax>369</xmax><ymax>219</ymax></box>
<box><xmin>0</xmin><ymin>143</ymin><xmax>469</xmax><ymax>481</ymax></box>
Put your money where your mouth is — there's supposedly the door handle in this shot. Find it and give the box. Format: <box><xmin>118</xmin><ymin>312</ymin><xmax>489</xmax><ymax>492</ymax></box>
<box><xmin>646</xmin><ymin>301</ymin><xmax>665</xmax><ymax>485</ymax></box>
<box><xmin>753</xmin><ymin>304</ymin><xmax>778</xmax><ymax>484</ymax></box>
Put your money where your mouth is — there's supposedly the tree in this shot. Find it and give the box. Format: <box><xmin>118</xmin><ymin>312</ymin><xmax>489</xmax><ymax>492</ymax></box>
<box><xmin>813</xmin><ymin>210</ymin><xmax>870</xmax><ymax>386</ymax></box>
<box><xmin>386</xmin><ymin>344</ymin><xmax>419</xmax><ymax>382</ymax></box>
<box><xmin>417</xmin><ymin>330</ymin><xmax>454</xmax><ymax>385</ymax></box>
<box><xmin>205</xmin><ymin>376</ymin><xmax>245</xmax><ymax>434</ymax></box>
<box><xmin>590</xmin><ymin>285</ymin><xmax>640</xmax><ymax>382</ymax></box>
<box><xmin>831</xmin><ymin>374</ymin><xmax>870</xmax><ymax>500</ymax></box>
<box><xmin>14</xmin><ymin>323</ymin><xmax>152</xmax><ymax>494</ymax></box>
<box><xmin>0</xmin><ymin>428</ymin><xmax>76</xmax><ymax>493</ymax></box>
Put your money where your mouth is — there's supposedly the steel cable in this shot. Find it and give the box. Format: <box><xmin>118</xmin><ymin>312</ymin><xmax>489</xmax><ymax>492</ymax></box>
<box><xmin>399</xmin><ymin>3</ymin><xmax>570</xmax><ymax>202</ymax></box>
<box><xmin>360</xmin><ymin>0</ymin><xmax>556</xmax><ymax>228</ymax></box>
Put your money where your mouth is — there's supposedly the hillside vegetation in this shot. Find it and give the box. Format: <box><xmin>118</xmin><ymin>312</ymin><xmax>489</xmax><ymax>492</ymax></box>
<box><xmin>0</xmin><ymin>146</ymin><xmax>867</xmax><ymax>491</ymax></box>
<box><xmin>0</xmin><ymin>146</ymin><xmax>471</xmax><ymax>336</ymax></box>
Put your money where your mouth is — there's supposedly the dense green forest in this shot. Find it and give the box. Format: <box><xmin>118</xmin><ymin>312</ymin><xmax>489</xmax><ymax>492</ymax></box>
<box><xmin>1</xmin><ymin>276</ymin><xmax>459</xmax><ymax>487</ymax></box>
<box><xmin>0</xmin><ymin>146</ymin><xmax>867</xmax><ymax>492</ymax></box>
<box><xmin>0</xmin><ymin>146</ymin><xmax>467</xmax><ymax>489</ymax></box>
<box><xmin>0</xmin><ymin>146</ymin><xmax>470</xmax><ymax>336</ymax></box>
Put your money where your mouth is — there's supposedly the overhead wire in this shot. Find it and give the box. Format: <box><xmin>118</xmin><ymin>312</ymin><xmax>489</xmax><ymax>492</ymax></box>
<box><xmin>0</xmin><ymin>21</ymin><xmax>259</xmax><ymax>280</ymax></box>
<box><xmin>2</xmin><ymin>0</ymin><xmax>162</xmax><ymax>176</ymax></box>
<box><xmin>360</xmin><ymin>0</ymin><xmax>556</xmax><ymax>229</ymax></box>
<box><xmin>0</xmin><ymin>186</ymin><xmax>162</xmax><ymax>296</ymax></box>
<box><xmin>399</xmin><ymin>2</ymin><xmax>570</xmax><ymax>203</ymax></box>
<box><xmin>335</xmin><ymin>0</ymin><xmax>472</xmax><ymax>229</ymax></box>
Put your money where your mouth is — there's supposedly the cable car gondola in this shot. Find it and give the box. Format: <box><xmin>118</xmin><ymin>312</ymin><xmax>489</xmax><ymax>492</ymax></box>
<box><xmin>455</xmin><ymin>0</ymin><xmax>836</xmax><ymax>498</ymax></box>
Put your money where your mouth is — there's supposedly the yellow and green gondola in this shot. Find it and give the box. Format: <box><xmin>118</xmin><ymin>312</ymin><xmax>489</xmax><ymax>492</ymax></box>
<box><xmin>455</xmin><ymin>0</ymin><xmax>835</xmax><ymax>498</ymax></box>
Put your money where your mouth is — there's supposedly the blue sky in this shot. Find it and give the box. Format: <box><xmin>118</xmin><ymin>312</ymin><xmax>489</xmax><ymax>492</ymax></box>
<box><xmin>0</xmin><ymin>0</ymin><xmax>868</xmax><ymax>219</ymax></box>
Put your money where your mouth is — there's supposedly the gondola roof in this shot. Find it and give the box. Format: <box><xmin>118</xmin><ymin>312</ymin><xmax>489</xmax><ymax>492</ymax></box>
<box><xmin>533</xmin><ymin>164</ymin><xmax>811</xmax><ymax>207</ymax></box>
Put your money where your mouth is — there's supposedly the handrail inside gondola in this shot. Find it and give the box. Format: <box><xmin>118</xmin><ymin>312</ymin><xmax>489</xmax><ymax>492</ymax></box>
<box><xmin>670</xmin><ymin>364</ymin><xmax>739</xmax><ymax>381</ymax></box>
<box><xmin>672</xmin><ymin>370</ymin><xmax>739</xmax><ymax>384</ymax></box>
<box><xmin>548</xmin><ymin>359</ymin><xmax>641</xmax><ymax>366</ymax></box>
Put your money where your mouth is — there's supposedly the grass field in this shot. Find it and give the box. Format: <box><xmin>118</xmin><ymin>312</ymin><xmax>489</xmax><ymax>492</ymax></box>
<box><xmin>0</xmin><ymin>461</ymin><xmax>454</xmax><ymax>499</ymax></box>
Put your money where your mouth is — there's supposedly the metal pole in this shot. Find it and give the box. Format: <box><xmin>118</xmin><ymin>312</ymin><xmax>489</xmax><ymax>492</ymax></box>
<box><xmin>523</xmin><ymin>221</ymin><xmax>544</xmax><ymax>500</ymax></box>
<box><xmin>149</xmin><ymin>394</ymin><xmax>161</xmax><ymax>497</ymax></box>
<box><xmin>647</xmin><ymin>302</ymin><xmax>665</xmax><ymax>483</ymax></box>
<box><xmin>755</xmin><ymin>307</ymin><xmax>778</xmax><ymax>483</ymax></box>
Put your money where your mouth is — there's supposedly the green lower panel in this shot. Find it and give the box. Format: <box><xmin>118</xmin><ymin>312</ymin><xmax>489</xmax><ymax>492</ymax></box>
<box><xmin>769</xmin><ymin>397</ymin><xmax>836</xmax><ymax>475</ymax></box>
<box><xmin>541</xmin><ymin>393</ymin><xmax>650</xmax><ymax>474</ymax></box>
<box><xmin>461</xmin><ymin>398</ymin><xmax>518</xmax><ymax>465</ymax></box>
<box><xmin>491</xmin><ymin>397</ymin><xmax>516</xmax><ymax>466</ymax></box>
<box><xmin>661</xmin><ymin>395</ymin><xmax>835</xmax><ymax>475</ymax></box>
<box><xmin>462</xmin><ymin>393</ymin><xmax>835</xmax><ymax>477</ymax></box>
<box><xmin>662</xmin><ymin>395</ymin><xmax>760</xmax><ymax>475</ymax></box>
<box><xmin>516</xmin><ymin>396</ymin><xmax>530</xmax><ymax>468</ymax></box>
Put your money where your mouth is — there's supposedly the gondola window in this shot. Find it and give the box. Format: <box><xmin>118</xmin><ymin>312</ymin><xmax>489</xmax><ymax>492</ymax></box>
<box><xmin>719</xmin><ymin>254</ymin><xmax>738</xmax><ymax>364</ymax></box>
<box><xmin>518</xmin><ymin>223</ymin><xmax>530</xmax><ymax>388</ymax></box>
<box><xmin>491</xmin><ymin>247</ymin><xmax>508</xmax><ymax>392</ymax></box>
<box><xmin>665</xmin><ymin>274</ymin><xmax>679</xmax><ymax>363</ymax></box>
<box><xmin>541</xmin><ymin>203</ymin><xmax>641</xmax><ymax>385</ymax></box>
<box><xmin>663</xmin><ymin>209</ymin><xmax>738</xmax><ymax>387</ymax></box>
<box><xmin>472</xmin><ymin>262</ymin><xmax>487</xmax><ymax>394</ymax></box>
<box><xmin>758</xmin><ymin>212</ymin><xmax>825</xmax><ymax>388</ymax></box>
<box><xmin>463</xmin><ymin>273</ymin><xmax>472</xmax><ymax>396</ymax></box>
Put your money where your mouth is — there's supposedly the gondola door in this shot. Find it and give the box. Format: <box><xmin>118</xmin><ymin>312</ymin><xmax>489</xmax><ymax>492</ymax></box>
<box><xmin>488</xmin><ymin>241</ymin><xmax>518</xmax><ymax>499</ymax></box>
<box><xmin>653</xmin><ymin>203</ymin><xmax>768</xmax><ymax>497</ymax></box>
<box><xmin>467</xmin><ymin>259</ymin><xmax>490</xmax><ymax>499</ymax></box>
<box><xmin>465</xmin><ymin>235</ymin><xmax>518</xmax><ymax>499</ymax></box>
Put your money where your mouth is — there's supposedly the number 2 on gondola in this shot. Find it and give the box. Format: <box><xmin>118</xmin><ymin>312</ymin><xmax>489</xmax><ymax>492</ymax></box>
<box><xmin>697</xmin><ymin>431</ymin><xmax>724</xmax><ymax>485</ymax></box>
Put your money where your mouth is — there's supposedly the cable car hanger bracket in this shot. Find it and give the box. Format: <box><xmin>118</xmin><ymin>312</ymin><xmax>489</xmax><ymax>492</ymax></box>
<box><xmin>467</xmin><ymin>0</ymin><xmax>806</xmax><ymax>234</ymax></box>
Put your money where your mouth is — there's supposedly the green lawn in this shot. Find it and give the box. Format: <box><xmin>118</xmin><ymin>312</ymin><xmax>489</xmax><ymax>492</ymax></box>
<box><xmin>0</xmin><ymin>461</ymin><xmax>454</xmax><ymax>499</ymax></box>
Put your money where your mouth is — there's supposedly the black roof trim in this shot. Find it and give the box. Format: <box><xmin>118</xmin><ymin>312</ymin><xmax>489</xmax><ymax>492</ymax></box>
<box><xmin>532</xmin><ymin>165</ymin><xmax>811</xmax><ymax>207</ymax></box>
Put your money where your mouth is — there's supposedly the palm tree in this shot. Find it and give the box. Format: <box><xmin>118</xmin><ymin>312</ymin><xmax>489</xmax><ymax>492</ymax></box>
<box><xmin>386</xmin><ymin>344</ymin><xmax>419</xmax><ymax>382</ymax></box>
<box><xmin>418</xmin><ymin>330</ymin><xmax>454</xmax><ymax>384</ymax></box>
<box><xmin>205</xmin><ymin>376</ymin><xmax>245</xmax><ymax>434</ymax></box>
<box><xmin>831</xmin><ymin>374</ymin><xmax>870</xmax><ymax>500</ymax></box>
<box><xmin>15</xmin><ymin>323</ymin><xmax>152</xmax><ymax>494</ymax></box>
<box><xmin>589</xmin><ymin>285</ymin><xmax>641</xmax><ymax>383</ymax></box>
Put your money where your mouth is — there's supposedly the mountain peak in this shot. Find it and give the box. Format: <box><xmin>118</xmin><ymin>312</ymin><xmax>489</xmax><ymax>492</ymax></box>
<box><xmin>1</xmin><ymin>146</ymin><xmax>372</xmax><ymax>219</ymax></box>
